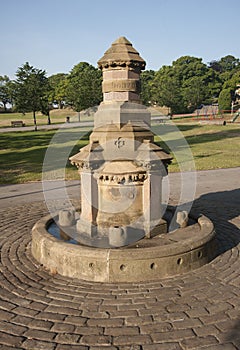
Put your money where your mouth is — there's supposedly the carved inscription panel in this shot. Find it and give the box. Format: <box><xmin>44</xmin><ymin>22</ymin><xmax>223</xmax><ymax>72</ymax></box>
<box><xmin>103</xmin><ymin>79</ymin><xmax>138</xmax><ymax>93</ymax></box>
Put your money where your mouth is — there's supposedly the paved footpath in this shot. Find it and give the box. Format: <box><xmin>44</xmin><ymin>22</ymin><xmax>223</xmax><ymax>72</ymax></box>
<box><xmin>0</xmin><ymin>168</ymin><xmax>240</xmax><ymax>349</ymax></box>
<box><xmin>0</xmin><ymin>121</ymin><xmax>94</xmax><ymax>133</ymax></box>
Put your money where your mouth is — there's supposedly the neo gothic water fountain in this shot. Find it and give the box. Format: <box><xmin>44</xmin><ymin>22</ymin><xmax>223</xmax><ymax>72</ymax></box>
<box><xmin>31</xmin><ymin>37</ymin><xmax>216</xmax><ymax>282</ymax></box>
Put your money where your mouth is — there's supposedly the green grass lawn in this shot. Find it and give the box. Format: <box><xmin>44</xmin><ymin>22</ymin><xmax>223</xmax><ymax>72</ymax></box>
<box><xmin>0</xmin><ymin>111</ymin><xmax>64</xmax><ymax>128</ymax></box>
<box><xmin>0</xmin><ymin>128</ymin><xmax>89</xmax><ymax>183</ymax></box>
<box><xmin>0</xmin><ymin>108</ymin><xmax>95</xmax><ymax>128</ymax></box>
<box><xmin>0</xmin><ymin>123</ymin><xmax>239</xmax><ymax>184</ymax></box>
<box><xmin>168</xmin><ymin>123</ymin><xmax>240</xmax><ymax>171</ymax></box>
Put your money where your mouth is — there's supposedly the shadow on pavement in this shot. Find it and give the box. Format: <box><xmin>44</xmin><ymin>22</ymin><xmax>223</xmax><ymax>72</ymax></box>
<box><xmin>226</xmin><ymin>318</ymin><xmax>240</xmax><ymax>349</ymax></box>
<box><xmin>191</xmin><ymin>188</ymin><xmax>240</xmax><ymax>254</ymax></box>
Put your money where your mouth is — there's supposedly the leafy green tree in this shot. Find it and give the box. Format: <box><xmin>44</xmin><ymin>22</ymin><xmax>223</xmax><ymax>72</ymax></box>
<box><xmin>222</xmin><ymin>70</ymin><xmax>240</xmax><ymax>91</ymax></box>
<box><xmin>209</xmin><ymin>56</ymin><xmax>239</xmax><ymax>73</ymax></box>
<box><xmin>55</xmin><ymin>79</ymin><xmax>68</xmax><ymax>109</ymax></box>
<box><xmin>219</xmin><ymin>55</ymin><xmax>240</xmax><ymax>72</ymax></box>
<box><xmin>182</xmin><ymin>76</ymin><xmax>209</xmax><ymax>112</ymax></box>
<box><xmin>208</xmin><ymin>60</ymin><xmax>222</xmax><ymax>72</ymax></box>
<box><xmin>152</xmin><ymin>66</ymin><xmax>183</xmax><ymax>114</ymax></box>
<box><xmin>66</xmin><ymin>62</ymin><xmax>102</xmax><ymax>118</ymax></box>
<box><xmin>218</xmin><ymin>88</ymin><xmax>232</xmax><ymax>112</ymax></box>
<box><xmin>140</xmin><ymin>70</ymin><xmax>155</xmax><ymax>105</ymax></box>
<box><xmin>153</xmin><ymin>55</ymin><xmax>222</xmax><ymax>113</ymax></box>
<box><xmin>0</xmin><ymin>75</ymin><xmax>12</xmax><ymax>111</ymax></box>
<box><xmin>13</xmin><ymin>62</ymin><xmax>50</xmax><ymax>130</ymax></box>
<box><xmin>48</xmin><ymin>73</ymin><xmax>68</xmax><ymax>109</ymax></box>
<box><xmin>209</xmin><ymin>55</ymin><xmax>240</xmax><ymax>90</ymax></box>
<box><xmin>218</xmin><ymin>71</ymin><xmax>240</xmax><ymax>110</ymax></box>
<box><xmin>205</xmin><ymin>68</ymin><xmax>222</xmax><ymax>103</ymax></box>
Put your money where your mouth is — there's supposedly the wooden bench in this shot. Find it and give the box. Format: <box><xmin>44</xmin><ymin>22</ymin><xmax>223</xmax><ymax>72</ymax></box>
<box><xmin>11</xmin><ymin>121</ymin><xmax>25</xmax><ymax>127</ymax></box>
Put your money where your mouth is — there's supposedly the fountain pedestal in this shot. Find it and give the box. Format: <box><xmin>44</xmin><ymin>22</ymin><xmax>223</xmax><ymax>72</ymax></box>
<box><xmin>31</xmin><ymin>37</ymin><xmax>217</xmax><ymax>282</ymax></box>
<box><xmin>70</xmin><ymin>37</ymin><xmax>172</xmax><ymax>244</ymax></box>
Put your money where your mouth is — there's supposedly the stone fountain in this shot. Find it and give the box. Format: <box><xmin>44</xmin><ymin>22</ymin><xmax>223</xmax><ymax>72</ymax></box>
<box><xmin>32</xmin><ymin>37</ymin><xmax>217</xmax><ymax>282</ymax></box>
<box><xmin>70</xmin><ymin>36</ymin><xmax>171</xmax><ymax>244</ymax></box>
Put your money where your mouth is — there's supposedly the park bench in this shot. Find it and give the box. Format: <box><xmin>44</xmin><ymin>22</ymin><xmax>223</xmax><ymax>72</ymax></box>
<box><xmin>11</xmin><ymin>121</ymin><xmax>25</xmax><ymax>127</ymax></box>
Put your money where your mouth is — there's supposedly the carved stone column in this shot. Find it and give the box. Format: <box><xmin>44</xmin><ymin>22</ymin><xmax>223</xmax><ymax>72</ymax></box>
<box><xmin>143</xmin><ymin>170</ymin><xmax>166</xmax><ymax>238</ymax></box>
<box><xmin>76</xmin><ymin>168</ymin><xmax>98</xmax><ymax>237</ymax></box>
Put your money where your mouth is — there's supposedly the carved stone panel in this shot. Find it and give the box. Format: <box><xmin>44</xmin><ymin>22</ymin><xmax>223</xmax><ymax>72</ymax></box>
<box><xmin>102</xmin><ymin>79</ymin><xmax>138</xmax><ymax>93</ymax></box>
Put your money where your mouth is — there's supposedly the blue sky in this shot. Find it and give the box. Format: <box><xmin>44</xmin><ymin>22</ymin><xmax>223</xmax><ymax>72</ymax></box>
<box><xmin>1</xmin><ymin>0</ymin><xmax>240</xmax><ymax>78</ymax></box>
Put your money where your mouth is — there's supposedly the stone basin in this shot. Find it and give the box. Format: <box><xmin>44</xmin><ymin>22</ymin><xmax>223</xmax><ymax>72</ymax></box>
<box><xmin>31</xmin><ymin>213</ymin><xmax>216</xmax><ymax>283</ymax></box>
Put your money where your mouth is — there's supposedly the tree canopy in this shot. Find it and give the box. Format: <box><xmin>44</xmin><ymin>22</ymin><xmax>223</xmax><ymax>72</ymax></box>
<box><xmin>0</xmin><ymin>75</ymin><xmax>12</xmax><ymax>111</ymax></box>
<box><xmin>48</xmin><ymin>73</ymin><xmax>68</xmax><ymax>109</ymax></box>
<box><xmin>140</xmin><ymin>70</ymin><xmax>155</xmax><ymax>105</ymax></box>
<box><xmin>2</xmin><ymin>53</ymin><xmax>240</xmax><ymax>119</ymax></box>
<box><xmin>209</xmin><ymin>55</ymin><xmax>240</xmax><ymax>74</ymax></box>
<box><xmin>66</xmin><ymin>62</ymin><xmax>102</xmax><ymax>112</ymax></box>
<box><xmin>13</xmin><ymin>62</ymin><xmax>50</xmax><ymax>130</ymax></box>
<box><xmin>150</xmin><ymin>56</ymin><xmax>223</xmax><ymax>114</ymax></box>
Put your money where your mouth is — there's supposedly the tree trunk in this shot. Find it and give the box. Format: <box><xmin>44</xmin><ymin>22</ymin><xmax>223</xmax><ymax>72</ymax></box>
<box><xmin>33</xmin><ymin>110</ymin><xmax>37</xmax><ymax>131</ymax></box>
<box><xmin>47</xmin><ymin>110</ymin><xmax>51</xmax><ymax>125</ymax></box>
<box><xmin>78</xmin><ymin>111</ymin><xmax>80</xmax><ymax>122</ymax></box>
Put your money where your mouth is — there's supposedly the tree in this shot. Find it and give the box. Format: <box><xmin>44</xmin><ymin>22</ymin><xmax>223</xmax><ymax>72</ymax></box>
<box><xmin>222</xmin><ymin>70</ymin><xmax>240</xmax><ymax>91</ymax></box>
<box><xmin>66</xmin><ymin>62</ymin><xmax>102</xmax><ymax>118</ymax></box>
<box><xmin>48</xmin><ymin>73</ymin><xmax>68</xmax><ymax>109</ymax></box>
<box><xmin>140</xmin><ymin>70</ymin><xmax>155</xmax><ymax>105</ymax></box>
<box><xmin>0</xmin><ymin>75</ymin><xmax>12</xmax><ymax>111</ymax></box>
<box><xmin>218</xmin><ymin>70</ymin><xmax>240</xmax><ymax>110</ymax></box>
<box><xmin>152</xmin><ymin>56</ymin><xmax>222</xmax><ymax>114</ymax></box>
<box><xmin>209</xmin><ymin>55</ymin><xmax>240</xmax><ymax>73</ymax></box>
<box><xmin>219</xmin><ymin>55</ymin><xmax>240</xmax><ymax>72</ymax></box>
<box><xmin>209</xmin><ymin>55</ymin><xmax>240</xmax><ymax>90</ymax></box>
<box><xmin>208</xmin><ymin>60</ymin><xmax>222</xmax><ymax>73</ymax></box>
<box><xmin>13</xmin><ymin>62</ymin><xmax>50</xmax><ymax>130</ymax></box>
<box><xmin>205</xmin><ymin>68</ymin><xmax>222</xmax><ymax>103</ymax></box>
<box><xmin>218</xmin><ymin>88</ymin><xmax>232</xmax><ymax>112</ymax></box>
<box><xmin>152</xmin><ymin>57</ymin><xmax>209</xmax><ymax>113</ymax></box>
<box><xmin>182</xmin><ymin>76</ymin><xmax>209</xmax><ymax>112</ymax></box>
<box><xmin>152</xmin><ymin>66</ymin><xmax>183</xmax><ymax>114</ymax></box>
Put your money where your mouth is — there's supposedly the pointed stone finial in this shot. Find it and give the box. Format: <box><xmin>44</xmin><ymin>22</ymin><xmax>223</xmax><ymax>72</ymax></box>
<box><xmin>98</xmin><ymin>36</ymin><xmax>146</xmax><ymax>71</ymax></box>
<box><xmin>98</xmin><ymin>37</ymin><xmax>146</xmax><ymax>103</ymax></box>
<box><xmin>112</xmin><ymin>36</ymin><xmax>132</xmax><ymax>45</ymax></box>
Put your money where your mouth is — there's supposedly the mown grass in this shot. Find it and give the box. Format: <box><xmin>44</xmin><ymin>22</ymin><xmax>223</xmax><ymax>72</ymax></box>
<box><xmin>0</xmin><ymin>123</ymin><xmax>239</xmax><ymax>184</ymax></box>
<box><xmin>158</xmin><ymin>123</ymin><xmax>240</xmax><ymax>172</ymax></box>
<box><xmin>0</xmin><ymin>108</ymin><xmax>95</xmax><ymax>128</ymax></box>
<box><xmin>0</xmin><ymin>128</ymin><xmax>89</xmax><ymax>183</ymax></box>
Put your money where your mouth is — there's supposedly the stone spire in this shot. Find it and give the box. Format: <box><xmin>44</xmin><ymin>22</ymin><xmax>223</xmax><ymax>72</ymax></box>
<box><xmin>98</xmin><ymin>36</ymin><xmax>146</xmax><ymax>71</ymax></box>
<box><xmin>70</xmin><ymin>36</ymin><xmax>172</xmax><ymax>244</ymax></box>
<box><xmin>98</xmin><ymin>36</ymin><xmax>146</xmax><ymax>103</ymax></box>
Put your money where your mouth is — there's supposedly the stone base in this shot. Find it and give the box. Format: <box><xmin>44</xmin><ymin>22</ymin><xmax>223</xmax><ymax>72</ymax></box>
<box><xmin>32</xmin><ymin>213</ymin><xmax>217</xmax><ymax>282</ymax></box>
<box><xmin>93</xmin><ymin>101</ymin><xmax>151</xmax><ymax>128</ymax></box>
<box><xmin>76</xmin><ymin>223</ymin><xmax>146</xmax><ymax>248</ymax></box>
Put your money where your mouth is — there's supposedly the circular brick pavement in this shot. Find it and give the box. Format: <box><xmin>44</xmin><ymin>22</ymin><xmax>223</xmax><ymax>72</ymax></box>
<box><xmin>0</xmin><ymin>186</ymin><xmax>240</xmax><ymax>349</ymax></box>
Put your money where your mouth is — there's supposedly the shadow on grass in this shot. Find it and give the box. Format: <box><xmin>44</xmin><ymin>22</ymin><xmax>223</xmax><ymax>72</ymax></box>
<box><xmin>0</xmin><ymin>130</ymin><xmax>89</xmax><ymax>184</ymax></box>
<box><xmin>185</xmin><ymin>128</ymin><xmax>240</xmax><ymax>146</ymax></box>
<box><xmin>0</xmin><ymin>130</ymin><xmax>55</xmax><ymax>149</ymax></box>
<box><xmin>193</xmin><ymin>152</ymin><xmax>222</xmax><ymax>159</ymax></box>
<box><xmin>153</xmin><ymin>123</ymin><xmax>239</xmax><ymax>144</ymax></box>
<box><xmin>175</xmin><ymin>124</ymin><xmax>202</xmax><ymax>132</ymax></box>
<box><xmin>152</xmin><ymin>123</ymin><xmax>199</xmax><ymax>135</ymax></box>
